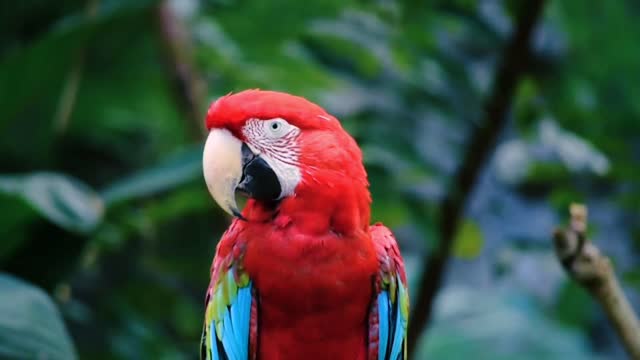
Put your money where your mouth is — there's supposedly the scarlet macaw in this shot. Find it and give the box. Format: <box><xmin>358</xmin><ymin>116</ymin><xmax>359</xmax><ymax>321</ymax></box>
<box><xmin>200</xmin><ymin>90</ymin><xmax>409</xmax><ymax>360</ymax></box>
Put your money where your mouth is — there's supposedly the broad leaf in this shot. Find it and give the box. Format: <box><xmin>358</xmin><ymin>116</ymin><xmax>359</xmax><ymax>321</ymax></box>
<box><xmin>0</xmin><ymin>273</ymin><xmax>76</xmax><ymax>360</ymax></box>
<box><xmin>0</xmin><ymin>173</ymin><xmax>104</xmax><ymax>234</ymax></box>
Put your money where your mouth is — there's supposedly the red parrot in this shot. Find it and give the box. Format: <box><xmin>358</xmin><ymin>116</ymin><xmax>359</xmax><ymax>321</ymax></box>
<box><xmin>200</xmin><ymin>90</ymin><xmax>409</xmax><ymax>360</ymax></box>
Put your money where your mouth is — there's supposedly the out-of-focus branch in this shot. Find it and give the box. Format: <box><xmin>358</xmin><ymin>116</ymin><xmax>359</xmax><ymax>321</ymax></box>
<box><xmin>406</xmin><ymin>0</ymin><xmax>547</xmax><ymax>357</ymax></box>
<box><xmin>54</xmin><ymin>0</ymin><xmax>99</xmax><ymax>133</ymax></box>
<box><xmin>156</xmin><ymin>0</ymin><xmax>207</xmax><ymax>140</ymax></box>
<box><xmin>553</xmin><ymin>204</ymin><xmax>640</xmax><ymax>359</ymax></box>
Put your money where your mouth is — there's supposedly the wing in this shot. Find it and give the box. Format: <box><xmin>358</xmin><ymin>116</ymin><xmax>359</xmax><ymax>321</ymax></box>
<box><xmin>200</xmin><ymin>231</ymin><xmax>256</xmax><ymax>360</ymax></box>
<box><xmin>369</xmin><ymin>223</ymin><xmax>409</xmax><ymax>360</ymax></box>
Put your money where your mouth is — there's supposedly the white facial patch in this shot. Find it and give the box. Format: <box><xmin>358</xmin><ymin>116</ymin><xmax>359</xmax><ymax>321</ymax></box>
<box><xmin>242</xmin><ymin>118</ymin><xmax>302</xmax><ymax>199</ymax></box>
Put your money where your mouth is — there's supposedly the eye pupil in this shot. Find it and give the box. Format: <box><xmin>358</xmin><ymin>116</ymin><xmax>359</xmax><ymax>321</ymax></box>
<box><xmin>271</xmin><ymin>122</ymin><xmax>279</xmax><ymax>130</ymax></box>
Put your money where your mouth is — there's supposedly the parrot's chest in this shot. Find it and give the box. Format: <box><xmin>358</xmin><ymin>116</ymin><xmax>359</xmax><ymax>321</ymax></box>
<box><xmin>241</xmin><ymin>228</ymin><xmax>377</xmax><ymax>359</ymax></box>
<box><xmin>246</xmin><ymin>232</ymin><xmax>377</xmax><ymax>308</ymax></box>
<box><xmin>243</xmin><ymin>228</ymin><xmax>378</xmax><ymax>342</ymax></box>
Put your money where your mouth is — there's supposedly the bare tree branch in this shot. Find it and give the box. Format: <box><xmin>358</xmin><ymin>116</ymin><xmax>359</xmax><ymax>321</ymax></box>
<box><xmin>406</xmin><ymin>0</ymin><xmax>548</xmax><ymax>357</ymax></box>
<box><xmin>553</xmin><ymin>204</ymin><xmax>640</xmax><ymax>359</ymax></box>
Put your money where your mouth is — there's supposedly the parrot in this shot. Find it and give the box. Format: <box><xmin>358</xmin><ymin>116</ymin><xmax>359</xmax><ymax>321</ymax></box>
<box><xmin>200</xmin><ymin>89</ymin><xmax>409</xmax><ymax>360</ymax></box>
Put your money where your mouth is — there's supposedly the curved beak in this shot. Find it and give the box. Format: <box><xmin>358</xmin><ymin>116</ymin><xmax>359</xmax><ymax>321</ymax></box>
<box><xmin>202</xmin><ymin>129</ymin><xmax>282</xmax><ymax>219</ymax></box>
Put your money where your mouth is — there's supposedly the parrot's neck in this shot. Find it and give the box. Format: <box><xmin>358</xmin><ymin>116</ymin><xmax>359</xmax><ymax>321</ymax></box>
<box><xmin>242</xmin><ymin>175</ymin><xmax>370</xmax><ymax>236</ymax></box>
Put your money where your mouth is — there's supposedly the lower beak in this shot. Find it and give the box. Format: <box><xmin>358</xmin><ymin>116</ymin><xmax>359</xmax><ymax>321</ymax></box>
<box><xmin>202</xmin><ymin>129</ymin><xmax>281</xmax><ymax>218</ymax></box>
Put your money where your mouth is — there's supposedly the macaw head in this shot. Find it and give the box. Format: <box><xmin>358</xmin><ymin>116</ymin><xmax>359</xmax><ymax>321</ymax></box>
<box><xmin>203</xmin><ymin>89</ymin><xmax>370</xmax><ymax>233</ymax></box>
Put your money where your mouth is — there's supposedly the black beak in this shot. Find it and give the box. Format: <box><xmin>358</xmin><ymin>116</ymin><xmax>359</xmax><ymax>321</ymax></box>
<box><xmin>237</xmin><ymin>143</ymin><xmax>282</xmax><ymax>202</ymax></box>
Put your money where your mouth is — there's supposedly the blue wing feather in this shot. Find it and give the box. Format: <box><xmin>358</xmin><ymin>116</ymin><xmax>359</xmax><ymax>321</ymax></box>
<box><xmin>222</xmin><ymin>282</ymin><xmax>252</xmax><ymax>360</ymax></box>
<box><xmin>230</xmin><ymin>297</ymin><xmax>243</xmax><ymax>356</ymax></box>
<box><xmin>204</xmin><ymin>281</ymin><xmax>253</xmax><ymax>360</ymax></box>
<box><xmin>389</xmin><ymin>293</ymin><xmax>404</xmax><ymax>360</ymax></box>
<box><xmin>236</xmin><ymin>286</ymin><xmax>251</xmax><ymax>359</ymax></box>
<box><xmin>371</xmin><ymin>224</ymin><xmax>409</xmax><ymax>360</ymax></box>
<box><xmin>378</xmin><ymin>291</ymin><xmax>390</xmax><ymax>360</ymax></box>
<box><xmin>209</xmin><ymin>322</ymin><xmax>219</xmax><ymax>360</ymax></box>
<box><xmin>222</xmin><ymin>308</ymin><xmax>240</xmax><ymax>360</ymax></box>
<box><xmin>378</xmin><ymin>275</ymin><xmax>408</xmax><ymax>360</ymax></box>
<box><xmin>225</xmin><ymin>272</ymin><xmax>243</xmax><ymax>356</ymax></box>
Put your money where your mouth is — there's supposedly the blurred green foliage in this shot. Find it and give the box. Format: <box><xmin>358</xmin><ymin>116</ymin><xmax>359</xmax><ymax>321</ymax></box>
<box><xmin>1</xmin><ymin>0</ymin><xmax>639</xmax><ymax>359</ymax></box>
<box><xmin>0</xmin><ymin>274</ymin><xmax>76</xmax><ymax>359</ymax></box>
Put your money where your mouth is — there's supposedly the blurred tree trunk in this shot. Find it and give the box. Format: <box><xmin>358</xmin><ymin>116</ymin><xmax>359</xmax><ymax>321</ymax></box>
<box><xmin>406</xmin><ymin>0</ymin><xmax>548</xmax><ymax>357</ymax></box>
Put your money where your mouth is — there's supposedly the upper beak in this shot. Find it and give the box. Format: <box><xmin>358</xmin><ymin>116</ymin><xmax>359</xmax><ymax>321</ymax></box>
<box><xmin>202</xmin><ymin>129</ymin><xmax>282</xmax><ymax>219</ymax></box>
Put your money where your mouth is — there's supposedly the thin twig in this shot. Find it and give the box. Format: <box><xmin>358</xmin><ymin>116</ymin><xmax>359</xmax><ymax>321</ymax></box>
<box><xmin>156</xmin><ymin>0</ymin><xmax>207</xmax><ymax>140</ymax></box>
<box><xmin>553</xmin><ymin>204</ymin><xmax>640</xmax><ymax>359</ymax></box>
<box><xmin>406</xmin><ymin>1</ymin><xmax>547</xmax><ymax>357</ymax></box>
<box><xmin>54</xmin><ymin>0</ymin><xmax>99</xmax><ymax>133</ymax></box>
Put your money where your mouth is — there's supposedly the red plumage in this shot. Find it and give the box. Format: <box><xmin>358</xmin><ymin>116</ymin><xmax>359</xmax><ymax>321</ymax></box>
<box><xmin>203</xmin><ymin>90</ymin><xmax>407</xmax><ymax>360</ymax></box>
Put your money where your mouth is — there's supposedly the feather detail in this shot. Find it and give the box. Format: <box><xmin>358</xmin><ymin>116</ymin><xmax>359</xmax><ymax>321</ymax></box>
<box><xmin>389</xmin><ymin>275</ymin><xmax>407</xmax><ymax>360</ymax></box>
<box><xmin>249</xmin><ymin>287</ymin><xmax>258</xmax><ymax>360</ymax></box>
<box><xmin>201</xmin><ymin>240</ymin><xmax>254</xmax><ymax>360</ymax></box>
<box><xmin>370</xmin><ymin>224</ymin><xmax>409</xmax><ymax>360</ymax></box>
<box><xmin>210</xmin><ymin>322</ymin><xmax>219</xmax><ymax>360</ymax></box>
<box><xmin>377</xmin><ymin>291</ymin><xmax>390</xmax><ymax>360</ymax></box>
<box><xmin>368</xmin><ymin>293</ymin><xmax>380</xmax><ymax>360</ymax></box>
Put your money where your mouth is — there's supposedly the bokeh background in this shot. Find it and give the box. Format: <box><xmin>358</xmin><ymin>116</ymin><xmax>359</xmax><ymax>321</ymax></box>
<box><xmin>1</xmin><ymin>0</ymin><xmax>639</xmax><ymax>359</ymax></box>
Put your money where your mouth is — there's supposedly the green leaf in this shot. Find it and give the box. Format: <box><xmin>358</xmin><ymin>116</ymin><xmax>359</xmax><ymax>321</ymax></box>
<box><xmin>0</xmin><ymin>273</ymin><xmax>77</xmax><ymax>360</ymax></box>
<box><xmin>0</xmin><ymin>173</ymin><xmax>104</xmax><ymax>234</ymax></box>
<box><xmin>100</xmin><ymin>145</ymin><xmax>203</xmax><ymax>206</ymax></box>
<box><xmin>453</xmin><ymin>220</ymin><xmax>484</xmax><ymax>259</ymax></box>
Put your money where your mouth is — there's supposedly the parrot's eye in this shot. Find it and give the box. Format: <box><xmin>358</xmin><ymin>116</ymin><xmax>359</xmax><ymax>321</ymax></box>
<box><xmin>265</xmin><ymin>119</ymin><xmax>289</xmax><ymax>138</ymax></box>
